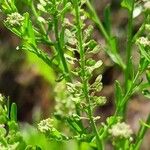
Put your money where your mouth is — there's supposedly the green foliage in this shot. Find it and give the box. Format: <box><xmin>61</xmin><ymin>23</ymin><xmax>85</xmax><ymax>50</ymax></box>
<box><xmin>0</xmin><ymin>94</ymin><xmax>26</xmax><ymax>149</ymax></box>
<box><xmin>0</xmin><ymin>0</ymin><xmax>150</xmax><ymax>150</ymax></box>
<box><xmin>121</xmin><ymin>0</ymin><xmax>134</xmax><ymax>12</ymax></box>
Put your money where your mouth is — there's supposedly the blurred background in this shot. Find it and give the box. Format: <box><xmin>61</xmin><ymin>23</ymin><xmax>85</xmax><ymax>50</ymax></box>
<box><xmin>0</xmin><ymin>0</ymin><xmax>150</xmax><ymax>149</ymax></box>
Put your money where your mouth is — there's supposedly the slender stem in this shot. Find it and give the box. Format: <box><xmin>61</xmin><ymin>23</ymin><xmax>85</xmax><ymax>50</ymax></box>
<box><xmin>134</xmin><ymin>114</ymin><xmax>150</xmax><ymax>150</ymax></box>
<box><xmin>115</xmin><ymin>70</ymin><xmax>140</xmax><ymax>116</ymax></box>
<box><xmin>86</xmin><ymin>0</ymin><xmax>125</xmax><ymax>70</ymax></box>
<box><xmin>122</xmin><ymin>0</ymin><xmax>135</xmax><ymax>118</ymax></box>
<box><xmin>32</xmin><ymin>0</ymin><xmax>71</xmax><ymax>82</ymax></box>
<box><xmin>132</xmin><ymin>13</ymin><xmax>148</xmax><ymax>42</ymax></box>
<box><xmin>132</xmin><ymin>22</ymin><xmax>146</xmax><ymax>43</ymax></box>
<box><xmin>124</xmin><ymin>0</ymin><xmax>135</xmax><ymax>92</ymax></box>
<box><xmin>30</xmin><ymin>2</ymin><xmax>65</xmax><ymax>73</ymax></box>
<box><xmin>86</xmin><ymin>0</ymin><xmax>109</xmax><ymax>41</ymax></box>
<box><xmin>31</xmin><ymin>2</ymin><xmax>56</xmax><ymax>48</ymax></box>
<box><xmin>33</xmin><ymin>0</ymin><xmax>71</xmax><ymax>81</ymax></box>
<box><xmin>53</xmin><ymin>0</ymin><xmax>71</xmax><ymax>82</ymax></box>
<box><xmin>74</xmin><ymin>1</ymin><xmax>103</xmax><ymax>150</ymax></box>
<box><xmin>31</xmin><ymin>2</ymin><xmax>46</xmax><ymax>35</ymax></box>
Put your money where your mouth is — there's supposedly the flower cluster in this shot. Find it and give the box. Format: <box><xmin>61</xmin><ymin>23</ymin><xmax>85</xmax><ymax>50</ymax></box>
<box><xmin>37</xmin><ymin>0</ymin><xmax>48</xmax><ymax>12</ymax></box>
<box><xmin>38</xmin><ymin>118</ymin><xmax>54</xmax><ymax>133</ymax></box>
<box><xmin>109</xmin><ymin>122</ymin><xmax>133</xmax><ymax>139</ymax></box>
<box><xmin>5</xmin><ymin>12</ymin><xmax>24</xmax><ymax>26</ymax></box>
<box><xmin>38</xmin><ymin>118</ymin><xmax>64</xmax><ymax>140</ymax></box>
<box><xmin>136</xmin><ymin>37</ymin><xmax>150</xmax><ymax>47</ymax></box>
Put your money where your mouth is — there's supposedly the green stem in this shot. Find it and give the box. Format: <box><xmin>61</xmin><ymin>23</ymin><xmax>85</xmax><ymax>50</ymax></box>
<box><xmin>86</xmin><ymin>0</ymin><xmax>125</xmax><ymax>70</ymax></box>
<box><xmin>74</xmin><ymin>1</ymin><xmax>103</xmax><ymax>150</ymax></box>
<box><xmin>86</xmin><ymin>0</ymin><xmax>109</xmax><ymax>41</ymax></box>
<box><xmin>53</xmin><ymin>0</ymin><xmax>71</xmax><ymax>82</ymax></box>
<box><xmin>133</xmin><ymin>114</ymin><xmax>150</xmax><ymax>150</ymax></box>
<box><xmin>123</xmin><ymin>0</ymin><xmax>135</xmax><ymax>118</ymax></box>
<box><xmin>124</xmin><ymin>0</ymin><xmax>135</xmax><ymax>92</ymax></box>
<box><xmin>132</xmin><ymin>13</ymin><xmax>148</xmax><ymax>42</ymax></box>
<box><xmin>31</xmin><ymin>2</ymin><xmax>46</xmax><ymax>35</ymax></box>
<box><xmin>32</xmin><ymin>0</ymin><xmax>71</xmax><ymax>82</ymax></box>
<box><xmin>31</xmin><ymin>2</ymin><xmax>55</xmax><ymax>47</ymax></box>
<box><xmin>115</xmin><ymin>70</ymin><xmax>140</xmax><ymax>116</ymax></box>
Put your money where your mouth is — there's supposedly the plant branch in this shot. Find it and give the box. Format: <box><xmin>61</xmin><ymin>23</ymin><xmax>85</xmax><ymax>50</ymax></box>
<box><xmin>31</xmin><ymin>1</ymin><xmax>47</xmax><ymax>35</ymax></box>
<box><xmin>134</xmin><ymin>114</ymin><xmax>150</xmax><ymax>150</ymax></box>
<box><xmin>115</xmin><ymin>70</ymin><xmax>141</xmax><ymax>116</ymax></box>
<box><xmin>53</xmin><ymin>0</ymin><xmax>71</xmax><ymax>82</ymax></box>
<box><xmin>86</xmin><ymin>0</ymin><xmax>125</xmax><ymax>70</ymax></box>
<box><xmin>121</xmin><ymin>0</ymin><xmax>135</xmax><ymax>118</ymax></box>
<box><xmin>124</xmin><ymin>0</ymin><xmax>135</xmax><ymax>92</ymax></box>
<box><xmin>74</xmin><ymin>1</ymin><xmax>104</xmax><ymax>149</ymax></box>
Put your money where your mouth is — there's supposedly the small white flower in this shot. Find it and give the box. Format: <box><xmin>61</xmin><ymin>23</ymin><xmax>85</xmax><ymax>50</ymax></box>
<box><xmin>5</xmin><ymin>12</ymin><xmax>24</xmax><ymax>26</ymax></box>
<box><xmin>109</xmin><ymin>122</ymin><xmax>133</xmax><ymax>139</ymax></box>
<box><xmin>136</xmin><ymin>37</ymin><xmax>150</xmax><ymax>47</ymax></box>
<box><xmin>38</xmin><ymin>118</ymin><xmax>54</xmax><ymax>133</ymax></box>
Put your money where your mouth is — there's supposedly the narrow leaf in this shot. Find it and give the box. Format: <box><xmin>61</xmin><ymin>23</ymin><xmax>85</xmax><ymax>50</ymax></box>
<box><xmin>115</xmin><ymin>80</ymin><xmax>123</xmax><ymax>107</ymax></box>
<box><xmin>10</xmin><ymin>103</ymin><xmax>17</xmax><ymax>122</ymax></box>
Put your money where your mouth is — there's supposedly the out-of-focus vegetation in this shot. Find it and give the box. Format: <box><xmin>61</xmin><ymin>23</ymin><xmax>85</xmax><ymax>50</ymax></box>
<box><xmin>0</xmin><ymin>0</ymin><xmax>150</xmax><ymax>150</ymax></box>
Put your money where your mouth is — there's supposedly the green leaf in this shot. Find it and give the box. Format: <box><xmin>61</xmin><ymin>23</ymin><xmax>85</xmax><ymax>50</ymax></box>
<box><xmin>115</xmin><ymin>81</ymin><xmax>123</xmax><ymax>107</ymax></box>
<box><xmin>138</xmin><ymin>45</ymin><xmax>150</xmax><ymax>62</ymax></box>
<box><xmin>109</xmin><ymin>37</ymin><xmax>118</xmax><ymax>53</ymax></box>
<box><xmin>142</xmin><ymin>89</ymin><xmax>150</xmax><ymax>99</ymax></box>
<box><xmin>10</xmin><ymin>103</ymin><xmax>17</xmax><ymax>122</ymax></box>
<box><xmin>139</xmin><ymin>57</ymin><xmax>149</xmax><ymax>72</ymax></box>
<box><xmin>134</xmin><ymin>115</ymin><xmax>150</xmax><ymax>150</ymax></box>
<box><xmin>67</xmin><ymin>118</ymin><xmax>82</xmax><ymax>134</ymax></box>
<box><xmin>10</xmin><ymin>0</ymin><xmax>17</xmax><ymax>12</ymax></box>
<box><xmin>146</xmin><ymin>70</ymin><xmax>150</xmax><ymax>84</ymax></box>
<box><xmin>140</xmin><ymin>119</ymin><xmax>150</xmax><ymax>128</ymax></box>
<box><xmin>22</xmin><ymin>13</ymin><xmax>36</xmax><ymax>46</ymax></box>
<box><xmin>121</xmin><ymin>0</ymin><xmax>133</xmax><ymax>11</ymax></box>
<box><xmin>128</xmin><ymin>58</ymin><xmax>134</xmax><ymax>80</ymax></box>
<box><xmin>0</xmin><ymin>0</ymin><xmax>17</xmax><ymax>13</ymax></box>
